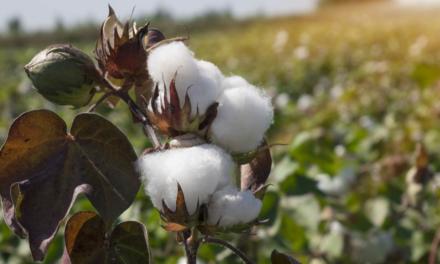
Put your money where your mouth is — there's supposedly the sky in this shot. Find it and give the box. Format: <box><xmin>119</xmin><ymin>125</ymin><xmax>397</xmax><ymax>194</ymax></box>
<box><xmin>0</xmin><ymin>0</ymin><xmax>319</xmax><ymax>32</ymax></box>
<box><xmin>395</xmin><ymin>0</ymin><xmax>440</xmax><ymax>6</ymax></box>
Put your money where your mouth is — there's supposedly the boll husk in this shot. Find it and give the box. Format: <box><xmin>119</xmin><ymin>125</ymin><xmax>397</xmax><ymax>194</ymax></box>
<box><xmin>138</xmin><ymin>144</ymin><xmax>234</xmax><ymax>215</ymax></box>
<box><xmin>24</xmin><ymin>44</ymin><xmax>98</xmax><ymax>108</ymax></box>
<box><xmin>95</xmin><ymin>6</ymin><xmax>159</xmax><ymax>80</ymax></box>
<box><xmin>147</xmin><ymin>42</ymin><xmax>223</xmax><ymax>115</ymax></box>
<box><xmin>207</xmin><ymin>186</ymin><xmax>262</xmax><ymax>227</ymax></box>
<box><xmin>210</xmin><ymin>84</ymin><xmax>274</xmax><ymax>153</ymax></box>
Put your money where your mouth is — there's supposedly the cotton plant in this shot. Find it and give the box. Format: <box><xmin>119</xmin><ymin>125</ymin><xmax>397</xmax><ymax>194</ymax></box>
<box><xmin>0</xmin><ymin>6</ymin><xmax>295</xmax><ymax>264</ymax></box>
<box><xmin>133</xmin><ymin>22</ymin><xmax>280</xmax><ymax>262</ymax></box>
<box><xmin>138</xmin><ymin>33</ymin><xmax>276</xmax><ymax>253</ymax></box>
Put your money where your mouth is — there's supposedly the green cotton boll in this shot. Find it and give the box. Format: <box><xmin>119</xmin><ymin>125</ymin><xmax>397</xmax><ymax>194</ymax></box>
<box><xmin>24</xmin><ymin>44</ymin><xmax>97</xmax><ymax>108</ymax></box>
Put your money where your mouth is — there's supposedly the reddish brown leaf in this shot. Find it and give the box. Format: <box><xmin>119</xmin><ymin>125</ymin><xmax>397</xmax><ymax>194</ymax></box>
<box><xmin>160</xmin><ymin>183</ymin><xmax>202</xmax><ymax>229</ymax></box>
<box><xmin>64</xmin><ymin>211</ymin><xmax>106</xmax><ymax>264</ymax></box>
<box><xmin>271</xmin><ymin>250</ymin><xmax>301</xmax><ymax>264</ymax></box>
<box><xmin>161</xmin><ymin>183</ymin><xmax>191</xmax><ymax>223</ymax></box>
<box><xmin>63</xmin><ymin>211</ymin><xmax>150</xmax><ymax>264</ymax></box>
<box><xmin>146</xmin><ymin>77</ymin><xmax>218</xmax><ymax>138</ymax></box>
<box><xmin>163</xmin><ymin>222</ymin><xmax>188</xmax><ymax>232</ymax></box>
<box><xmin>0</xmin><ymin>110</ymin><xmax>139</xmax><ymax>261</ymax></box>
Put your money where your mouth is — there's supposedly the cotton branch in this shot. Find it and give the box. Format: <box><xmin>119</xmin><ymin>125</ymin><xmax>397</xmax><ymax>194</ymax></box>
<box><xmin>98</xmin><ymin>76</ymin><xmax>161</xmax><ymax>148</ymax></box>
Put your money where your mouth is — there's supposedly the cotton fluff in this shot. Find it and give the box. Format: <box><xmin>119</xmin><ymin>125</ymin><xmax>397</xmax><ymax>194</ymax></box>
<box><xmin>207</xmin><ymin>186</ymin><xmax>262</xmax><ymax>227</ymax></box>
<box><xmin>197</xmin><ymin>60</ymin><xmax>224</xmax><ymax>87</ymax></box>
<box><xmin>148</xmin><ymin>41</ymin><xmax>198</xmax><ymax>93</ymax></box>
<box><xmin>147</xmin><ymin>42</ymin><xmax>223</xmax><ymax>115</ymax></box>
<box><xmin>138</xmin><ymin>144</ymin><xmax>234</xmax><ymax>214</ymax></box>
<box><xmin>210</xmin><ymin>84</ymin><xmax>273</xmax><ymax>153</ymax></box>
<box><xmin>221</xmin><ymin>75</ymin><xmax>249</xmax><ymax>90</ymax></box>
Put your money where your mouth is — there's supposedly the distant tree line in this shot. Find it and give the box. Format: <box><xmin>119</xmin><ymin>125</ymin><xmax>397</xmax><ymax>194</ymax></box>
<box><xmin>0</xmin><ymin>9</ymin><xmax>246</xmax><ymax>48</ymax></box>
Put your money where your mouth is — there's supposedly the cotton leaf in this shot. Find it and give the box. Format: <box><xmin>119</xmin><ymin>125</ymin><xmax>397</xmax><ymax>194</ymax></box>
<box><xmin>0</xmin><ymin>110</ymin><xmax>139</xmax><ymax>261</ymax></box>
<box><xmin>63</xmin><ymin>211</ymin><xmax>150</xmax><ymax>264</ymax></box>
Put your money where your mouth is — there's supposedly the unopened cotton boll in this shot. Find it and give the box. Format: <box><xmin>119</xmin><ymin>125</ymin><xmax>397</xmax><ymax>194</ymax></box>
<box><xmin>210</xmin><ymin>85</ymin><xmax>273</xmax><ymax>153</ymax></box>
<box><xmin>207</xmin><ymin>186</ymin><xmax>262</xmax><ymax>227</ymax></box>
<box><xmin>138</xmin><ymin>144</ymin><xmax>234</xmax><ymax>214</ymax></box>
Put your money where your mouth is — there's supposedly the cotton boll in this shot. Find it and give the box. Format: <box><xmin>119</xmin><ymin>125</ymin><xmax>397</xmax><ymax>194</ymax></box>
<box><xmin>221</xmin><ymin>75</ymin><xmax>249</xmax><ymax>90</ymax></box>
<box><xmin>208</xmin><ymin>186</ymin><xmax>262</xmax><ymax>227</ymax></box>
<box><xmin>186</xmin><ymin>72</ymin><xmax>223</xmax><ymax>114</ymax></box>
<box><xmin>197</xmin><ymin>60</ymin><xmax>224</xmax><ymax>87</ymax></box>
<box><xmin>147</xmin><ymin>41</ymin><xmax>199</xmax><ymax>99</ymax></box>
<box><xmin>210</xmin><ymin>85</ymin><xmax>274</xmax><ymax>153</ymax></box>
<box><xmin>148</xmin><ymin>43</ymin><xmax>223</xmax><ymax>115</ymax></box>
<box><xmin>138</xmin><ymin>144</ymin><xmax>235</xmax><ymax>214</ymax></box>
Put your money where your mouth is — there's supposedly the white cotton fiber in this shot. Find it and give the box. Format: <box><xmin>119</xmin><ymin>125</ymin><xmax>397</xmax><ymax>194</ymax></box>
<box><xmin>148</xmin><ymin>41</ymin><xmax>199</xmax><ymax>94</ymax></box>
<box><xmin>138</xmin><ymin>144</ymin><xmax>235</xmax><ymax>214</ymax></box>
<box><xmin>147</xmin><ymin>42</ymin><xmax>224</xmax><ymax>115</ymax></box>
<box><xmin>185</xmin><ymin>69</ymin><xmax>223</xmax><ymax>114</ymax></box>
<box><xmin>210</xmin><ymin>85</ymin><xmax>274</xmax><ymax>153</ymax></box>
<box><xmin>197</xmin><ymin>60</ymin><xmax>224</xmax><ymax>88</ymax></box>
<box><xmin>207</xmin><ymin>186</ymin><xmax>262</xmax><ymax>227</ymax></box>
<box><xmin>221</xmin><ymin>75</ymin><xmax>249</xmax><ymax>90</ymax></box>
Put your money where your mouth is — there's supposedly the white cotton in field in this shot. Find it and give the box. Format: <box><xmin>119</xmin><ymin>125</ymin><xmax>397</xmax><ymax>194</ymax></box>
<box><xmin>147</xmin><ymin>41</ymin><xmax>199</xmax><ymax>93</ymax></box>
<box><xmin>221</xmin><ymin>75</ymin><xmax>249</xmax><ymax>90</ymax></box>
<box><xmin>138</xmin><ymin>144</ymin><xmax>234</xmax><ymax>214</ymax></box>
<box><xmin>207</xmin><ymin>186</ymin><xmax>262</xmax><ymax>227</ymax></box>
<box><xmin>197</xmin><ymin>60</ymin><xmax>224</xmax><ymax>87</ymax></box>
<box><xmin>147</xmin><ymin>42</ymin><xmax>224</xmax><ymax>115</ymax></box>
<box><xmin>185</xmin><ymin>66</ymin><xmax>223</xmax><ymax>114</ymax></box>
<box><xmin>210</xmin><ymin>84</ymin><xmax>273</xmax><ymax>153</ymax></box>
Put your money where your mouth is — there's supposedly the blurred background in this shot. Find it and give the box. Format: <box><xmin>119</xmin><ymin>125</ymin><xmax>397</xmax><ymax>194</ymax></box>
<box><xmin>2</xmin><ymin>0</ymin><xmax>440</xmax><ymax>263</ymax></box>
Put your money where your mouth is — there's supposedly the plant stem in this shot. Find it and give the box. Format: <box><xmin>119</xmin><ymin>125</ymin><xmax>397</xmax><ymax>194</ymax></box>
<box><xmin>87</xmin><ymin>91</ymin><xmax>115</xmax><ymax>112</ymax></box>
<box><xmin>429</xmin><ymin>226</ymin><xmax>440</xmax><ymax>264</ymax></box>
<box><xmin>201</xmin><ymin>236</ymin><xmax>255</xmax><ymax>264</ymax></box>
<box><xmin>99</xmin><ymin>77</ymin><xmax>161</xmax><ymax>148</ymax></box>
<box><xmin>183</xmin><ymin>230</ymin><xmax>199</xmax><ymax>264</ymax></box>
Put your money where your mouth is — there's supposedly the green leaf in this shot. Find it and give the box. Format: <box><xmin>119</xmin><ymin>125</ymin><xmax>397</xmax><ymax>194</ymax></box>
<box><xmin>411</xmin><ymin>63</ymin><xmax>440</xmax><ymax>88</ymax></box>
<box><xmin>364</xmin><ymin>197</ymin><xmax>389</xmax><ymax>227</ymax></box>
<box><xmin>109</xmin><ymin>221</ymin><xmax>151</xmax><ymax>263</ymax></box>
<box><xmin>0</xmin><ymin>110</ymin><xmax>140</xmax><ymax>260</ymax></box>
<box><xmin>271</xmin><ymin>249</ymin><xmax>301</xmax><ymax>264</ymax></box>
<box><xmin>319</xmin><ymin>232</ymin><xmax>344</xmax><ymax>259</ymax></box>
<box><xmin>63</xmin><ymin>211</ymin><xmax>150</xmax><ymax>264</ymax></box>
<box><xmin>282</xmin><ymin>194</ymin><xmax>321</xmax><ymax>231</ymax></box>
<box><xmin>259</xmin><ymin>191</ymin><xmax>279</xmax><ymax>225</ymax></box>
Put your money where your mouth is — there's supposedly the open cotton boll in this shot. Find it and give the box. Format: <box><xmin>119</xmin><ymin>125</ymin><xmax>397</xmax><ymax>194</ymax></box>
<box><xmin>197</xmin><ymin>60</ymin><xmax>224</xmax><ymax>87</ymax></box>
<box><xmin>147</xmin><ymin>41</ymin><xmax>199</xmax><ymax>96</ymax></box>
<box><xmin>207</xmin><ymin>186</ymin><xmax>262</xmax><ymax>227</ymax></box>
<box><xmin>148</xmin><ymin>42</ymin><xmax>223</xmax><ymax>115</ymax></box>
<box><xmin>210</xmin><ymin>85</ymin><xmax>274</xmax><ymax>153</ymax></box>
<box><xmin>138</xmin><ymin>144</ymin><xmax>235</xmax><ymax>215</ymax></box>
<box><xmin>221</xmin><ymin>75</ymin><xmax>249</xmax><ymax>90</ymax></box>
<box><xmin>185</xmin><ymin>71</ymin><xmax>223</xmax><ymax>114</ymax></box>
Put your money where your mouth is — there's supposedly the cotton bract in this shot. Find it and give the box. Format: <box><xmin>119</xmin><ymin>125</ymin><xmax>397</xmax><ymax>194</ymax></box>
<box><xmin>207</xmin><ymin>186</ymin><xmax>262</xmax><ymax>227</ymax></box>
<box><xmin>147</xmin><ymin>42</ymin><xmax>223</xmax><ymax>115</ymax></box>
<box><xmin>210</xmin><ymin>84</ymin><xmax>273</xmax><ymax>153</ymax></box>
<box><xmin>138</xmin><ymin>144</ymin><xmax>234</xmax><ymax>214</ymax></box>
